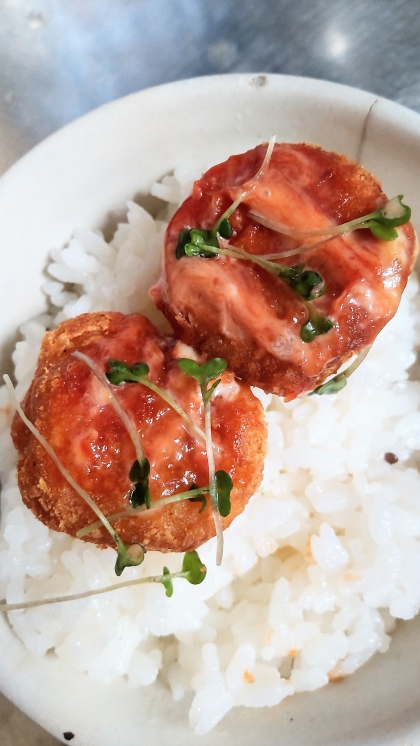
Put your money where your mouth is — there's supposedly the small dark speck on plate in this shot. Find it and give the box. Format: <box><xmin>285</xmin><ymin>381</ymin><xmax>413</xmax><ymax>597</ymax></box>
<box><xmin>384</xmin><ymin>452</ymin><xmax>398</xmax><ymax>464</ymax></box>
<box><xmin>249</xmin><ymin>75</ymin><xmax>268</xmax><ymax>88</ymax></box>
<box><xmin>63</xmin><ymin>733</ymin><xmax>75</xmax><ymax>741</ymax></box>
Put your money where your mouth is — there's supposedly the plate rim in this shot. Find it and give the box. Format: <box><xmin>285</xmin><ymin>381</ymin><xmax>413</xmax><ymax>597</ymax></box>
<box><xmin>2</xmin><ymin>72</ymin><xmax>420</xmax><ymax>746</ymax></box>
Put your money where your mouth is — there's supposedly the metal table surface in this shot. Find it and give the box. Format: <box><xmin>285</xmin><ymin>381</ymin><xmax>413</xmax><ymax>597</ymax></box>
<box><xmin>1</xmin><ymin>0</ymin><xmax>420</xmax><ymax>742</ymax></box>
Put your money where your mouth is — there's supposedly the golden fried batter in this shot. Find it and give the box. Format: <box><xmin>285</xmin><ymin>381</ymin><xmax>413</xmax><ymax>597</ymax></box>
<box><xmin>12</xmin><ymin>312</ymin><xmax>266</xmax><ymax>552</ymax></box>
<box><xmin>151</xmin><ymin>143</ymin><xmax>417</xmax><ymax>400</ymax></box>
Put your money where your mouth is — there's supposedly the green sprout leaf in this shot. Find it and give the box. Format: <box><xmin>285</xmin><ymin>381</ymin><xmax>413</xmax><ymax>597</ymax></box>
<box><xmin>310</xmin><ymin>344</ymin><xmax>372</xmax><ymax>396</ymax></box>
<box><xmin>335</xmin><ymin>195</ymin><xmax>411</xmax><ymax>240</ymax></box>
<box><xmin>278</xmin><ymin>263</ymin><xmax>305</xmax><ymax>279</ymax></box>
<box><xmin>182</xmin><ymin>550</ymin><xmax>207</xmax><ymax>585</ymax></box>
<box><xmin>300</xmin><ymin>306</ymin><xmax>334</xmax><ymax>343</ymax></box>
<box><xmin>178</xmin><ymin>358</ymin><xmax>227</xmax><ymax>387</ymax></box>
<box><xmin>202</xmin><ymin>380</ymin><xmax>221</xmax><ymax>403</ymax></box>
<box><xmin>200</xmin><ymin>358</ymin><xmax>228</xmax><ymax>383</ymax></box>
<box><xmin>177</xmin><ymin>358</ymin><xmax>202</xmax><ymax>380</ymax></box>
<box><xmin>218</xmin><ymin>218</ymin><xmax>232</xmax><ymax>239</ymax></box>
<box><xmin>115</xmin><ymin>539</ymin><xmax>145</xmax><ymax>577</ymax></box>
<box><xmin>105</xmin><ymin>359</ymin><xmax>205</xmax><ymax>443</ymax></box>
<box><xmin>333</xmin><ymin>195</ymin><xmax>411</xmax><ymax>241</ymax></box>
<box><xmin>188</xmin><ymin>495</ymin><xmax>207</xmax><ymax>513</ymax></box>
<box><xmin>106</xmin><ymin>360</ymin><xmax>134</xmax><ymax>385</ymax></box>
<box><xmin>215</xmin><ymin>470</ymin><xmax>233</xmax><ymax>517</ymax></box>
<box><xmin>183</xmin><ymin>243</ymin><xmax>197</xmax><ymax>256</ymax></box>
<box><xmin>189</xmin><ymin>229</ymin><xmax>208</xmax><ymax>245</ymax></box>
<box><xmin>178</xmin><ymin>357</ymin><xmax>227</xmax><ymax>404</ymax></box>
<box><xmin>287</xmin><ymin>269</ymin><xmax>326</xmax><ymax>300</ymax></box>
<box><xmin>129</xmin><ymin>458</ymin><xmax>151</xmax><ymax>509</ymax></box>
<box><xmin>131</xmin><ymin>362</ymin><xmax>150</xmax><ymax>378</ymax></box>
<box><xmin>368</xmin><ymin>221</ymin><xmax>398</xmax><ymax>241</ymax></box>
<box><xmin>184</xmin><ymin>242</ymin><xmax>215</xmax><ymax>258</ymax></box>
<box><xmin>377</xmin><ymin>195</ymin><xmax>411</xmax><ymax>227</ymax></box>
<box><xmin>161</xmin><ymin>566</ymin><xmax>174</xmax><ymax>597</ymax></box>
<box><xmin>188</xmin><ymin>483</ymin><xmax>207</xmax><ymax>513</ymax></box>
<box><xmin>272</xmin><ymin>264</ymin><xmax>326</xmax><ymax>301</ymax></box>
<box><xmin>177</xmin><ymin>227</ymin><xmax>219</xmax><ymax>259</ymax></box>
<box><xmin>311</xmin><ymin>377</ymin><xmax>348</xmax><ymax>395</ymax></box>
<box><xmin>176</xmin><ymin>227</ymin><xmax>193</xmax><ymax>259</ymax></box>
<box><xmin>107</xmin><ymin>360</ymin><xmax>150</xmax><ymax>385</ymax></box>
<box><xmin>129</xmin><ymin>458</ymin><xmax>147</xmax><ymax>482</ymax></box>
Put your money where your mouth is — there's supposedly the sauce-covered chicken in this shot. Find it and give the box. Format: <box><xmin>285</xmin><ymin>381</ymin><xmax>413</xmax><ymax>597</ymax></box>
<box><xmin>11</xmin><ymin>312</ymin><xmax>266</xmax><ymax>553</ymax></box>
<box><xmin>151</xmin><ymin>143</ymin><xmax>418</xmax><ymax>400</ymax></box>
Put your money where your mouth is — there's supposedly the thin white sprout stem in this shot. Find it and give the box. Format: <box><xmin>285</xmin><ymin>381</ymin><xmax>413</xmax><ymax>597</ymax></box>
<box><xmin>197</xmin><ymin>242</ymin><xmax>285</xmax><ymax>279</ymax></box>
<box><xmin>339</xmin><ymin>344</ymin><xmax>372</xmax><ymax>380</ymax></box>
<box><xmin>212</xmin><ymin>135</ymin><xmax>276</xmax><ymax>234</ymax></box>
<box><xmin>251</xmin><ymin>135</ymin><xmax>276</xmax><ymax>184</ymax></box>
<box><xmin>204</xmin><ymin>395</ymin><xmax>223</xmax><ymax>566</ymax></box>
<box><xmin>261</xmin><ymin>235</ymin><xmax>334</xmax><ymax>259</ymax></box>
<box><xmin>73</xmin><ymin>351</ymin><xmax>145</xmax><ymax>465</ymax></box>
<box><xmin>3</xmin><ymin>375</ymin><xmax>119</xmax><ymax>545</ymax></box>
<box><xmin>0</xmin><ymin>571</ymin><xmax>188</xmax><ymax>612</ymax></box>
<box><xmin>75</xmin><ymin>351</ymin><xmax>205</xmax><ymax>444</ymax></box>
<box><xmin>76</xmin><ymin>486</ymin><xmax>209</xmax><ymax>538</ymax></box>
<box><xmin>138</xmin><ymin>378</ymin><xmax>205</xmax><ymax>442</ymax></box>
<box><xmin>311</xmin><ymin>344</ymin><xmax>373</xmax><ymax>396</ymax></box>
<box><xmin>248</xmin><ymin>211</ymin><xmax>342</xmax><ymax>240</ymax></box>
<box><xmin>220</xmin><ymin>242</ymin><xmax>283</xmax><ymax>274</ymax></box>
<box><xmin>213</xmin><ymin>179</ymin><xmax>399</xmax><ymax>266</ymax></box>
<box><xmin>248</xmin><ymin>203</ymin><xmax>392</xmax><ymax>241</ymax></box>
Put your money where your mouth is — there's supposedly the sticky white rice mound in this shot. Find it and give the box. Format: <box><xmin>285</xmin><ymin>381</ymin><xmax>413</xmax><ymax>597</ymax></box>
<box><xmin>1</xmin><ymin>165</ymin><xmax>420</xmax><ymax>735</ymax></box>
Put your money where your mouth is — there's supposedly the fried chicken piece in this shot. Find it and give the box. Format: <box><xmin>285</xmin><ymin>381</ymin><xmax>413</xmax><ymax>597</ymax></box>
<box><xmin>151</xmin><ymin>143</ymin><xmax>417</xmax><ymax>400</ymax></box>
<box><xmin>11</xmin><ymin>312</ymin><xmax>266</xmax><ymax>553</ymax></box>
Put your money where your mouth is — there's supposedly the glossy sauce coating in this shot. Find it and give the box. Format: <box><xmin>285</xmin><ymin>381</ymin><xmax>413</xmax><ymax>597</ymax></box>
<box><xmin>11</xmin><ymin>312</ymin><xmax>266</xmax><ymax>552</ymax></box>
<box><xmin>151</xmin><ymin>143</ymin><xmax>417</xmax><ymax>399</ymax></box>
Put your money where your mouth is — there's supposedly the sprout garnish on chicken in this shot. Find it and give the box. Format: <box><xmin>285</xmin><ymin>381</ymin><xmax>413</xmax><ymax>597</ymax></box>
<box><xmin>175</xmin><ymin>141</ymin><xmax>411</xmax><ymax>348</ymax></box>
<box><xmin>4</xmin><ymin>373</ymin><xmax>146</xmax><ymax>577</ymax></box>
<box><xmin>8</xmin><ymin>311</ymin><xmax>266</xmax><ymax>607</ymax></box>
<box><xmin>0</xmin><ymin>549</ymin><xmax>207</xmax><ymax>612</ymax></box>
<box><xmin>152</xmin><ymin>142</ymin><xmax>417</xmax><ymax>399</ymax></box>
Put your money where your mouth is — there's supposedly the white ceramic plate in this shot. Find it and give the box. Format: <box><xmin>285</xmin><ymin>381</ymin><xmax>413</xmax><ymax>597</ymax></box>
<box><xmin>1</xmin><ymin>73</ymin><xmax>420</xmax><ymax>746</ymax></box>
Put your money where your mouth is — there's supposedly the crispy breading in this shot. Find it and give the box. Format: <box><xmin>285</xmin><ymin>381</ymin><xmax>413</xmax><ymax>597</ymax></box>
<box><xmin>11</xmin><ymin>312</ymin><xmax>266</xmax><ymax>552</ymax></box>
<box><xmin>151</xmin><ymin>143</ymin><xmax>418</xmax><ymax>400</ymax></box>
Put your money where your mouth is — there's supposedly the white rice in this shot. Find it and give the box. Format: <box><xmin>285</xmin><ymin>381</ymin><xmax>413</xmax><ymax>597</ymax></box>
<box><xmin>1</xmin><ymin>165</ymin><xmax>420</xmax><ymax>735</ymax></box>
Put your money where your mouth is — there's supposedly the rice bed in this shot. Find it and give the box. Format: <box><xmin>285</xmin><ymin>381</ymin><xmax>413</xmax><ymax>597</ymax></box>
<box><xmin>1</xmin><ymin>165</ymin><xmax>420</xmax><ymax>734</ymax></box>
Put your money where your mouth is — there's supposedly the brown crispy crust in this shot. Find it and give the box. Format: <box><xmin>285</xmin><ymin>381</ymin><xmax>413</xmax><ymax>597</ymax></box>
<box><xmin>152</xmin><ymin>143</ymin><xmax>418</xmax><ymax>399</ymax></box>
<box><xmin>12</xmin><ymin>312</ymin><xmax>267</xmax><ymax>553</ymax></box>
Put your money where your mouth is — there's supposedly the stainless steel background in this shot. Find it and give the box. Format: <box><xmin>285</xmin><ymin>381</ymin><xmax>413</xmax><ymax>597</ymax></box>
<box><xmin>2</xmin><ymin>0</ymin><xmax>420</xmax><ymax>176</ymax></box>
<box><xmin>1</xmin><ymin>0</ymin><xmax>420</xmax><ymax>742</ymax></box>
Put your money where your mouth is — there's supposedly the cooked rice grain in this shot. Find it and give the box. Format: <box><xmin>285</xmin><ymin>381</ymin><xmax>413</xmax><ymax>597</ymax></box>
<box><xmin>1</xmin><ymin>171</ymin><xmax>420</xmax><ymax>734</ymax></box>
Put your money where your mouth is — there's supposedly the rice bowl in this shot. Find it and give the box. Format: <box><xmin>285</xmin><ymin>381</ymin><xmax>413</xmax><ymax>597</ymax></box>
<box><xmin>2</xmin><ymin>74</ymin><xmax>420</xmax><ymax>745</ymax></box>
